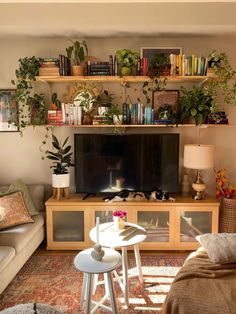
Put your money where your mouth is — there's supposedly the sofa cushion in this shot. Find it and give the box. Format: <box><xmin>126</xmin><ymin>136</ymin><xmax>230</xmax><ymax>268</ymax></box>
<box><xmin>0</xmin><ymin>192</ymin><xmax>34</xmax><ymax>231</ymax></box>
<box><xmin>0</xmin><ymin>179</ymin><xmax>39</xmax><ymax>216</ymax></box>
<box><xmin>0</xmin><ymin>246</ymin><xmax>15</xmax><ymax>273</ymax></box>
<box><xmin>196</xmin><ymin>233</ymin><xmax>236</xmax><ymax>264</ymax></box>
<box><xmin>0</xmin><ymin>214</ymin><xmax>44</xmax><ymax>254</ymax></box>
<box><xmin>27</xmin><ymin>184</ymin><xmax>46</xmax><ymax>213</ymax></box>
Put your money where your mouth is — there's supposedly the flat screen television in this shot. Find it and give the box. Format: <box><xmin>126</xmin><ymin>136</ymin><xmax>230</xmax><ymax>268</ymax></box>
<box><xmin>74</xmin><ymin>133</ymin><xmax>179</xmax><ymax>195</ymax></box>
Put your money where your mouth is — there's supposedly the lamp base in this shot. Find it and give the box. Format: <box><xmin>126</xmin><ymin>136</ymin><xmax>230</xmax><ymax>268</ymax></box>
<box><xmin>192</xmin><ymin>171</ymin><xmax>206</xmax><ymax>200</ymax></box>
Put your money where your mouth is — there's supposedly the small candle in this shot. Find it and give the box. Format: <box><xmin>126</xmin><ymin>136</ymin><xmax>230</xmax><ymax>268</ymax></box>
<box><xmin>96</xmin><ymin>217</ymin><xmax>100</xmax><ymax>246</ymax></box>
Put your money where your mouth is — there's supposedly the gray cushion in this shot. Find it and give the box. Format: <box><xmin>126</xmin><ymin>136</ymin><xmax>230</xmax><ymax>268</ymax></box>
<box><xmin>0</xmin><ymin>246</ymin><xmax>15</xmax><ymax>273</ymax></box>
<box><xmin>0</xmin><ymin>214</ymin><xmax>44</xmax><ymax>254</ymax></box>
<box><xmin>196</xmin><ymin>233</ymin><xmax>236</xmax><ymax>264</ymax></box>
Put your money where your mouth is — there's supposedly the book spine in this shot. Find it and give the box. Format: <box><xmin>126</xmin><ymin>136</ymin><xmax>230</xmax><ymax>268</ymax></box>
<box><xmin>109</xmin><ymin>55</ymin><xmax>113</xmax><ymax>76</ymax></box>
<box><xmin>90</xmin><ymin>71</ymin><xmax>110</xmax><ymax>76</ymax></box>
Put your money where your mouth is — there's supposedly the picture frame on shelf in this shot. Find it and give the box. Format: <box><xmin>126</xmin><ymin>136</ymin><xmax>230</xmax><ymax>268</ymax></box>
<box><xmin>153</xmin><ymin>90</ymin><xmax>179</xmax><ymax>124</ymax></box>
<box><xmin>0</xmin><ymin>89</ymin><xmax>19</xmax><ymax>132</ymax></box>
<box><xmin>140</xmin><ymin>47</ymin><xmax>182</xmax><ymax>76</ymax></box>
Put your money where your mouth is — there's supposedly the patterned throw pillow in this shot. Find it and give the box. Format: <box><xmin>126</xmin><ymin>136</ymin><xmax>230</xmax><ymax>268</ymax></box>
<box><xmin>0</xmin><ymin>191</ymin><xmax>34</xmax><ymax>231</ymax></box>
<box><xmin>0</xmin><ymin>179</ymin><xmax>38</xmax><ymax>216</ymax></box>
<box><xmin>196</xmin><ymin>233</ymin><xmax>236</xmax><ymax>264</ymax></box>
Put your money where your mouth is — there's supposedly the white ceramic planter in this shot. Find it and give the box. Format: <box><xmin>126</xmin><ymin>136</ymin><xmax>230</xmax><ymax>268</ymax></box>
<box><xmin>52</xmin><ymin>173</ymin><xmax>70</xmax><ymax>188</ymax></box>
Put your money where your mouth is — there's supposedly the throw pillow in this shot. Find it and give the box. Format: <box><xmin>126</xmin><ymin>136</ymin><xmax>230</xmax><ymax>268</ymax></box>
<box><xmin>196</xmin><ymin>233</ymin><xmax>236</xmax><ymax>264</ymax></box>
<box><xmin>0</xmin><ymin>191</ymin><xmax>34</xmax><ymax>231</ymax></box>
<box><xmin>0</xmin><ymin>179</ymin><xmax>38</xmax><ymax>216</ymax></box>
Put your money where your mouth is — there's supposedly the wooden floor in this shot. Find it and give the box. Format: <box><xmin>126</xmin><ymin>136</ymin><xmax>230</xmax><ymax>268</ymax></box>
<box><xmin>35</xmin><ymin>240</ymin><xmax>191</xmax><ymax>256</ymax></box>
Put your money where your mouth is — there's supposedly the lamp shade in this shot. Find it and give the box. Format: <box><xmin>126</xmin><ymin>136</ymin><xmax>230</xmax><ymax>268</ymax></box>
<box><xmin>183</xmin><ymin>144</ymin><xmax>214</xmax><ymax>170</ymax></box>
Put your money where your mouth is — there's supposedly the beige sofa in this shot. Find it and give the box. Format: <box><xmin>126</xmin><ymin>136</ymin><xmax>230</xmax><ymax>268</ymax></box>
<box><xmin>0</xmin><ymin>184</ymin><xmax>50</xmax><ymax>294</ymax></box>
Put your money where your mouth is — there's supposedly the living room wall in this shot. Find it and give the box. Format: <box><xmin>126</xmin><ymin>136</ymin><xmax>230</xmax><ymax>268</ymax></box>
<box><xmin>0</xmin><ymin>35</ymin><xmax>236</xmax><ymax>197</ymax></box>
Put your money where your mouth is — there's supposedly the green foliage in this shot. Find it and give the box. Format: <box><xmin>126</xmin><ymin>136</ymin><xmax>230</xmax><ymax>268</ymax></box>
<box><xmin>179</xmin><ymin>86</ymin><xmax>214</xmax><ymax>125</ymax></box>
<box><xmin>116</xmin><ymin>49</ymin><xmax>140</xmax><ymax>67</ymax></box>
<box><xmin>140</xmin><ymin>77</ymin><xmax>167</xmax><ymax>106</ymax></box>
<box><xmin>11</xmin><ymin>56</ymin><xmax>46</xmax><ymax>131</ymax></box>
<box><xmin>95</xmin><ymin>90</ymin><xmax>114</xmax><ymax>107</ymax></box>
<box><xmin>77</xmin><ymin>90</ymin><xmax>96</xmax><ymax>113</ymax></box>
<box><xmin>104</xmin><ymin>104</ymin><xmax>121</xmax><ymax>124</ymax></box>
<box><xmin>46</xmin><ymin>135</ymin><xmax>74</xmax><ymax>174</ymax></box>
<box><xmin>51</xmin><ymin>93</ymin><xmax>62</xmax><ymax>109</ymax></box>
<box><xmin>207</xmin><ymin>50</ymin><xmax>236</xmax><ymax>107</ymax></box>
<box><xmin>149</xmin><ymin>53</ymin><xmax>171</xmax><ymax>76</ymax></box>
<box><xmin>28</xmin><ymin>93</ymin><xmax>48</xmax><ymax>125</ymax></box>
<box><xmin>66</xmin><ymin>40</ymin><xmax>88</xmax><ymax>66</ymax></box>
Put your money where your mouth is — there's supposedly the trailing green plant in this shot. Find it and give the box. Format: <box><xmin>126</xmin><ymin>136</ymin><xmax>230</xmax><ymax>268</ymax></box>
<box><xmin>11</xmin><ymin>56</ymin><xmax>47</xmax><ymax>130</ymax></box>
<box><xmin>149</xmin><ymin>53</ymin><xmax>171</xmax><ymax>77</ymax></box>
<box><xmin>95</xmin><ymin>90</ymin><xmax>114</xmax><ymax>107</ymax></box>
<box><xmin>116</xmin><ymin>49</ymin><xmax>139</xmax><ymax>67</ymax></box>
<box><xmin>66</xmin><ymin>40</ymin><xmax>88</xmax><ymax>66</ymax></box>
<box><xmin>46</xmin><ymin>135</ymin><xmax>74</xmax><ymax>174</ymax></box>
<box><xmin>178</xmin><ymin>86</ymin><xmax>215</xmax><ymax>125</ymax></box>
<box><xmin>104</xmin><ymin>104</ymin><xmax>122</xmax><ymax>125</ymax></box>
<box><xmin>139</xmin><ymin>77</ymin><xmax>167</xmax><ymax>105</ymax></box>
<box><xmin>207</xmin><ymin>50</ymin><xmax>236</xmax><ymax>107</ymax></box>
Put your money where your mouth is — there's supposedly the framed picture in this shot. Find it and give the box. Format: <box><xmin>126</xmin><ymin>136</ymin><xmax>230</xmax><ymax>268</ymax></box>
<box><xmin>0</xmin><ymin>89</ymin><xmax>19</xmax><ymax>132</ymax></box>
<box><xmin>140</xmin><ymin>47</ymin><xmax>182</xmax><ymax>61</ymax></box>
<box><xmin>153</xmin><ymin>90</ymin><xmax>179</xmax><ymax>122</ymax></box>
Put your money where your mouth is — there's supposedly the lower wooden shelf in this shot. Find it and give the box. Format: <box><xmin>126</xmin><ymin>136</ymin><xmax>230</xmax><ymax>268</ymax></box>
<box><xmin>45</xmin><ymin>194</ymin><xmax>219</xmax><ymax>251</ymax></box>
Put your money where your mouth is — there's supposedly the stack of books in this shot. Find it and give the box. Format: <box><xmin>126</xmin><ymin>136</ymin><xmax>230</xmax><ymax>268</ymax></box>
<box><xmin>47</xmin><ymin>110</ymin><xmax>63</xmax><ymax>125</ymax></box>
<box><xmin>39</xmin><ymin>58</ymin><xmax>60</xmax><ymax>76</ymax></box>
<box><xmin>59</xmin><ymin>55</ymin><xmax>71</xmax><ymax>76</ymax></box>
<box><xmin>87</xmin><ymin>60</ymin><xmax>112</xmax><ymax>76</ymax></box>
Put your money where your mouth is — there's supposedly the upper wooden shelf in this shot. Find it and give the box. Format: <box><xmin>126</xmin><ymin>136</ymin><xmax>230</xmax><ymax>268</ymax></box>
<box><xmin>35</xmin><ymin>75</ymin><xmax>210</xmax><ymax>84</ymax></box>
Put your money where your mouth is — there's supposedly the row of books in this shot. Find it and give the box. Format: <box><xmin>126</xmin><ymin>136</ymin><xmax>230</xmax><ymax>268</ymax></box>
<box><xmin>169</xmin><ymin>54</ymin><xmax>208</xmax><ymax>76</ymax></box>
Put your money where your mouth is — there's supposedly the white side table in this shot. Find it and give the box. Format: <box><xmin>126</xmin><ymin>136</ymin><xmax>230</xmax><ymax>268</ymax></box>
<box><xmin>89</xmin><ymin>222</ymin><xmax>147</xmax><ymax>306</ymax></box>
<box><xmin>74</xmin><ymin>247</ymin><xmax>121</xmax><ymax>314</ymax></box>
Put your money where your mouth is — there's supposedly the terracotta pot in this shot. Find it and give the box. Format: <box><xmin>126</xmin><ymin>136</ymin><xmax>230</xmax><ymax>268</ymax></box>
<box><xmin>72</xmin><ymin>65</ymin><xmax>84</xmax><ymax>76</ymax></box>
<box><xmin>82</xmin><ymin>113</ymin><xmax>92</xmax><ymax>125</ymax></box>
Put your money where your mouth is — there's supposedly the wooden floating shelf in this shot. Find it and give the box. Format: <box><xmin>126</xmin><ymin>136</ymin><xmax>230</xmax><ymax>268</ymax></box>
<box><xmin>35</xmin><ymin>75</ymin><xmax>211</xmax><ymax>84</ymax></box>
<box><xmin>41</xmin><ymin>124</ymin><xmax>232</xmax><ymax>128</ymax></box>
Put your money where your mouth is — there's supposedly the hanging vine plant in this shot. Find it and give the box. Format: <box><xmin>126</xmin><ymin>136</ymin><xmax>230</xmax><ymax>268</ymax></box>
<box><xmin>11</xmin><ymin>56</ymin><xmax>48</xmax><ymax>131</ymax></box>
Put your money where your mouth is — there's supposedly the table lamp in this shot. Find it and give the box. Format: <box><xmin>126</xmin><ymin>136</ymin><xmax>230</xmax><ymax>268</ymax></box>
<box><xmin>183</xmin><ymin>144</ymin><xmax>214</xmax><ymax>200</ymax></box>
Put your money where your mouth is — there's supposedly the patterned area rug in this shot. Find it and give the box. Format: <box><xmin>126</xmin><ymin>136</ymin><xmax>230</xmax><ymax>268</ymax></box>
<box><xmin>0</xmin><ymin>253</ymin><xmax>188</xmax><ymax>314</ymax></box>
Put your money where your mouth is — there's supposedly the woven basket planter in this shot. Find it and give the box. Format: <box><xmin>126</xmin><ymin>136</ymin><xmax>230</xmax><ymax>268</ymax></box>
<box><xmin>219</xmin><ymin>198</ymin><xmax>236</xmax><ymax>232</ymax></box>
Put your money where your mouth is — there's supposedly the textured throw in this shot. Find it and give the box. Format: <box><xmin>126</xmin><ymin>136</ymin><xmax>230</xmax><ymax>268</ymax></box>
<box><xmin>0</xmin><ymin>253</ymin><xmax>187</xmax><ymax>314</ymax></box>
<box><xmin>162</xmin><ymin>248</ymin><xmax>236</xmax><ymax>314</ymax></box>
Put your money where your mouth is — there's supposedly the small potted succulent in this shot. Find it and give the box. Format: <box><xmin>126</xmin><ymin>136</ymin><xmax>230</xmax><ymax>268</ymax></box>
<box><xmin>46</xmin><ymin>135</ymin><xmax>74</xmax><ymax>188</ymax></box>
<box><xmin>116</xmin><ymin>49</ymin><xmax>140</xmax><ymax>76</ymax></box>
<box><xmin>66</xmin><ymin>40</ymin><xmax>88</xmax><ymax>76</ymax></box>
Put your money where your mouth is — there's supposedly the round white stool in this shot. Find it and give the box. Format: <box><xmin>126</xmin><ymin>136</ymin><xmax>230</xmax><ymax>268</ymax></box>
<box><xmin>74</xmin><ymin>247</ymin><xmax>121</xmax><ymax>314</ymax></box>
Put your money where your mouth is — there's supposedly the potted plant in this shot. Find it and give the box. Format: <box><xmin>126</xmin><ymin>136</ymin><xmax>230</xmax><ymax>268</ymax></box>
<box><xmin>104</xmin><ymin>104</ymin><xmax>122</xmax><ymax>125</ymax></box>
<box><xmin>74</xmin><ymin>90</ymin><xmax>96</xmax><ymax>125</ymax></box>
<box><xmin>149</xmin><ymin>53</ymin><xmax>171</xmax><ymax>77</ymax></box>
<box><xmin>116</xmin><ymin>49</ymin><xmax>140</xmax><ymax>76</ymax></box>
<box><xmin>66</xmin><ymin>40</ymin><xmax>88</xmax><ymax>76</ymax></box>
<box><xmin>206</xmin><ymin>50</ymin><xmax>236</xmax><ymax>106</ymax></box>
<box><xmin>46</xmin><ymin>134</ymin><xmax>74</xmax><ymax>188</ymax></box>
<box><xmin>178</xmin><ymin>86</ymin><xmax>215</xmax><ymax>125</ymax></box>
<box><xmin>11</xmin><ymin>56</ymin><xmax>48</xmax><ymax>131</ymax></box>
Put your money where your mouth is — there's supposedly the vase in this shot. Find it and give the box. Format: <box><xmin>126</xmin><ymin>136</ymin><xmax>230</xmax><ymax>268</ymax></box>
<box><xmin>120</xmin><ymin>66</ymin><xmax>132</xmax><ymax>76</ymax></box>
<box><xmin>72</xmin><ymin>65</ymin><xmax>84</xmax><ymax>76</ymax></box>
<box><xmin>113</xmin><ymin>216</ymin><xmax>126</xmax><ymax>231</ymax></box>
<box><xmin>219</xmin><ymin>198</ymin><xmax>236</xmax><ymax>232</ymax></box>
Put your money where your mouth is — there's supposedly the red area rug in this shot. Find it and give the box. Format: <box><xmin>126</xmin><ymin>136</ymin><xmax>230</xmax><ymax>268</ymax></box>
<box><xmin>0</xmin><ymin>253</ymin><xmax>188</xmax><ymax>313</ymax></box>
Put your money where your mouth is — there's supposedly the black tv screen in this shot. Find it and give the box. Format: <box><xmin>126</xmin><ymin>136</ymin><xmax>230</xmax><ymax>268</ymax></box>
<box><xmin>74</xmin><ymin>133</ymin><xmax>179</xmax><ymax>195</ymax></box>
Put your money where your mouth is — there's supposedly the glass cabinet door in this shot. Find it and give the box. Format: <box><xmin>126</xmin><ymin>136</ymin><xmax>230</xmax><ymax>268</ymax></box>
<box><xmin>137</xmin><ymin>211</ymin><xmax>170</xmax><ymax>242</ymax></box>
<box><xmin>52</xmin><ymin>211</ymin><xmax>84</xmax><ymax>242</ymax></box>
<box><xmin>94</xmin><ymin>210</ymin><xmax>114</xmax><ymax>224</ymax></box>
<box><xmin>179</xmin><ymin>211</ymin><xmax>212</xmax><ymax>242</ymax></box>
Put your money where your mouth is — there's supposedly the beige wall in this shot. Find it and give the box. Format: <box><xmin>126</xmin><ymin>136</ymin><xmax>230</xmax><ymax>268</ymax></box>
<box><xmin>1</xmin><ymin>35</ymin><xmax>236</xmax><ymax>197</ymax></box>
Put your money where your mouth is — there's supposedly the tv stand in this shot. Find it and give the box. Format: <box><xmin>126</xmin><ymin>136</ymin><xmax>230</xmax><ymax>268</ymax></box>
<box><xmin>45</xmin><ymin>194</ymin><xmax>219</xmax><ymax>251</ymax></box>
<box><xmin>82</xmin><ymin>193</ymin><xmax>97</xmax><ymax>200</ymax></box>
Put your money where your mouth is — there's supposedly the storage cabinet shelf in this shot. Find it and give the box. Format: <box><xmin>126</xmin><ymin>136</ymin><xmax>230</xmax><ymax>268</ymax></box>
<box><xmin>45</xmin><ymin>195</ymin><xmax>219</xmax><ymax>251</ymax></box>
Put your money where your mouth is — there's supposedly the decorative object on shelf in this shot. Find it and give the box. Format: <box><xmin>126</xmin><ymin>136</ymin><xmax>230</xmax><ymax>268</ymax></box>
<box><xmin>51</xmin><ymin>93</ymin><xmax>62</xmax><ymax>110</ymax></box>
<box><xmin>140</xmin><ymin>47</ymin><xmax>182</xmax><ymax>77</ymax></box>
<box><xmin>11</xmin><ymin>56</ymin><xmax>44</xmax><ymax>131</ymax></box>
<box><xmin>183</xmin><ymin>144</ymin><xmax>214</xmax><ymax>200</ymax></box>
<box><xmin>215</xmin><ymin>168</ymin><xmax>236</xmax><ymax>199</ymax></box>
<box><xmin>178</xmin><ymin>86</ymin><xmax>215</xmax><ymax>125</ymax></box>
<box><xmin>181</xmin><ymin>174</ymin><xmax>191</xmax><ymax>197</ymax></box>
<box><xmin>28</xmin><ymin>93</ymin><xmax>48</xmax><ymax>126</ymax></box>
<box><xmin>66</xmin><ymin>40</ymin><xmax>88</xmax><ymax>76</ymax></box>
<box><xmin>116</xmin><ymin>49</ymin><xmax>140</xmax><ymax>76</ymax></box>
<box><xmin>0</xmin><ymin>89</ymin><xmax>18</xmax><ymax>132</ymax></box>
<box><xmin>153</xmin><ymin>90</ymin><xmax>178</xmax><ymax>124</ymax></box>
<box><xmin>91</xmin><ymin>217</ymin><xmax>105</xmax><ymax>261</ymax></box>
<box><xmin>112</xmin><ymin>210</ymin><xmax>127</xmax><ymax>231</ymax></box>
<box><xmin>206</xmin><ymin>50</ymin><xmax>236</xmax><ymax>107</ymax></box>
<box><xmin>207</xmin><ymin>111</ymin><xmax>229</xmax><ymax>124</ymax></box>
<box><xmin>46</xmin><ymin>134</ymin><xmax>74</xmax><ymax>200</ymax></box>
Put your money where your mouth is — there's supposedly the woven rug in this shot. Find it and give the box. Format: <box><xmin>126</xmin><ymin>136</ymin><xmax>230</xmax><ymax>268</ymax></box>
<box><xmin>0</xmin><ymin>253</ymin><xmax>188</xmax><ymax>314</ymax></box>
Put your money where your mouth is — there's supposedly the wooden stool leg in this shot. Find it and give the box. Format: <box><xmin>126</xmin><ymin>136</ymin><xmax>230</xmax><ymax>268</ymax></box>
<box><xmin>85</xmin><ymin>274</ymin><xmax>93</xmax><ymax>314</ymax></box>
<box><xmin>134</xmin><ymin>244</ymin><xmax>143</xmax><ymax>283</ymax></box>
<box><xmin>106</xmin><ymin>272</ymin><xmax>118</xmax><ymax>314</ymax></box>
<box><xmin>64</xmin><ymin>187</ymin><xmax>70</xmax><ymax>198</ymax></box>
